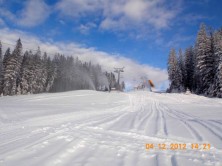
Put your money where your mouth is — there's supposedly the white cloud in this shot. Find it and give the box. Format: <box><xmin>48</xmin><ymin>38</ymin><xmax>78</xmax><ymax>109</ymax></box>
<box><xmin>17</xmin><ymin>0</ymin><xmax>50</xmax><ymax>27</ymax></box>
<box><xmin>0</xmin><ymin>28</ymin><xmax>168</xmax><ymax>90</ymax></box>
<box><xmin>165</xmin><ymin>34</ymin><xmax>193</xmax><ymax>48</ymax></box>
<box><xmin>0</xmin><ymin>8</ymin><xmax>15</xmax><ymax>21</ymax></box>
<box><xmin>123</xmin><ymin>0</ymin><xmax>147</xmax><ymax>20</ymax></box>
<box><xmin>0</xmin><ymin>18</ymin><xmax>5</xmax><ymax>26</ymax></box>
<box><xmin>78</xmin><ymin>22</ymin><xmax>97</xmax><ymax>34</ymax></box>
<box><xmin>0</xmin><ymin>0</ymin><xmax>50</xmax><ymax>27</ymax></box>
<box><xmin>56</xmin><ymin>0</ymin><xmax>101</xmax><ymax>17</ymax></box>
<box><xmin>0</xmin><ymin>0</ymin><xmax>178</xmax><ymax>32</ymax></box>
<box><xmin>56</xmin><ymin>0</ymin><xmax>179</xmax><ymax>31</ymax></box>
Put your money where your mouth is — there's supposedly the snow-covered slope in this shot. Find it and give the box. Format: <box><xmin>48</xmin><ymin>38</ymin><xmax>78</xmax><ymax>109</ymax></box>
<box><xmin>0</xmin><ymin>90</ymin><xmax>222</xmax><ymax>166</ymax></box>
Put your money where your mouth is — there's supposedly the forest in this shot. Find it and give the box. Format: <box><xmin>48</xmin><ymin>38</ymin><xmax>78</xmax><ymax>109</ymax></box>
<box><xmin>0</xmin><ymin>39</ymin><xmax>125</xmax><ymax>96</ymax></box>
<box><xmin>167</xmin><ymin>23</ymin><xmax>222</xmax><ymax>98</ymax></box>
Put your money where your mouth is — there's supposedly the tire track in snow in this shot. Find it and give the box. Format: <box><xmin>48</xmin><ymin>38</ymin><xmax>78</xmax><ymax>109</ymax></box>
<box><xmin>155</xmin><ymin>101</ymin><xmax>168</xmax><ymax>136</ymax></box>
<box><xmin>155</xmin><ymin>100</ymin><xmax>160</xmax><ymax>136</ymax></box>
<box><xmin>152</xmin><ymin>100</ymin><xmax>168</xmax><ymax>137</ymax></box>
<box><xmin>97</xmin><ymin>94</ymin><xmax>150</xmax><ymax>131</ymax></box>
<box><xmin>189</xmin><ymin>120</ymin><xmax>222</xmax><ymax>140</ymax></box>
<box><xmin>164</xmin><ymin>107</ymin><xmax>222</xmax><ymax>134</ymax></box>
<box><xmin>143</xmin><ymin>99</ymin><xmax>156</xmax><ymax>136</ymax></box>
<box><xmin>134</xmin><ymin>104</ymin><xmax>153</xmax><ymax>131</ymax></box>
<box><xmin>0</xmin><ymin>108</ymin><xmax>131</xmax><ymax>158</ymax></box>
<box><xmin>72</xmin><ymin>109</ymin><xmax>129</xmax><ymax>128</ymax></box>
<box><xmin>89</xmin><ymin>94</ymin><xmax>138</xmax><ymax>130</ymax></box>
<box><xmin>210</xmin><ymin>120</ymin><xmax>222</xmax><ymax>125</ymax></box>
<box><xmin>164</xmin><ymin>105</ymin><xmax>222</xmax><ymax>141</ymax></box>
<box><xmin>176</xmin><ymin>111</ymin><xmax>222</xmax><ymax>135</ymax></box>
<box><xmin>158</xmin><ymin>103</ymin><xmax>203</xmax><ymax>141</ymax></box>
<box><xmin>2</xmin><ymin>114</ymin><xmax>222</xmax><ymax>166</ymax></box>
<box><xmin>208</xmin><ymin>120</ymin><xmax>222</xmax><ymax>133</ymax></box>
<box><xmin>130</xmin><ymin>94</ymin><xmax>156</xmax><ymax>133</ymax></box>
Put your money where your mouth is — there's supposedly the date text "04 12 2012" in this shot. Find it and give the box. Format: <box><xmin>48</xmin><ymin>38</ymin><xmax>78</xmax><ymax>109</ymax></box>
<box><xmin>145</xmin><ymin>143</ymin><xmax>211</xmax><ymax>150</ymax></box>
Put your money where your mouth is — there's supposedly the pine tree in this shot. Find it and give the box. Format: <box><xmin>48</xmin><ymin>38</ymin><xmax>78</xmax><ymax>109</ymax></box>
<box><xmin>0</xmin><ymin>41</ymin><xmax>3</xmax><ymax>95</ymax></box>
<box><xmin>20</xmin><ymin>51</ymin><xmax>29</xmax><ymax>94</ymax></box>
<box><xmin>167</xmin><ymin>24</ymin><xmax>222</xmax><ymax>98</ymax></box>
<box><xmin>211</xmin><ymin>31</ymin><xmax>222</xmax><ymax>97</ymax></box>
<box><xmin>2</xmin><ymin>48</ymin><xmax>11</xmax><ymax>95</ymax></box>
<box><xmin>41</xmin><ymin>52</ymin><xmax>49</xmax><ymax>91</ymax></box>
<box><xmin>0</xmin><ymin>39</ymin><xmax>120</xmax><ymax>95</ymax></box>
<box><xmin>105</xmin><ymin>72</ymin><xmax>117</xmax><ymax>90</ymax></box>
<box><xmin>20</xmin><ymin>51</ymin><xmax>33</xmax><ymax>94</ymax></box>
<box><xmin>3</xmin><ymin>48</ymin><xmax>11</xmax><ymax>69</ymax></box>
<box><xmin>12</xmin><ymin>39</ymin><xmax>23</xmax><ymax>95</ymax></box>
<box><xmin>204</xmin><ymin>28</ymin><xmax>216</xmax><ymax>95</ymax></box>
<box><xmin>167</xmin><ymin>48</ymin><xmax>183</xmax><ymax>92</ymax></box>
<box><xmin>33</xmin><ymin>49</ymin><xmax>47</xmax><ymax>93</ymax></box>
<box><xmin>45</xmin><ymin>56</ymin><xmax>56</xmax><ymax>92</ymax></box>
<box><xmin>195</xmin><ymin>24</ymin><xmax>213</xmax><ymax>94</ymax></box>
<box><xmin>184</xmin><ymin>46</ymin><xmax>195</xmax><ymax>91</ymax></box>
<box><xmin>51</xmin><ymin>54</ymin><xmax>74</xmax><ymax>92</ymax></box>
<box><xmin>168</xmin><ymin>48</ymin><xmax>176</xmax><ymax>84</ymax></box>
<box><xmin>178</xmin><ymin>48</ymin><xmax>186</xmax><ymax>91</ymax></box>
<box><xmin>3</xmin><ymin>39</ymin><xmax>23</xmax><ymax>95</ymax></box>
<box><xmin>195</xmin><ymin>24</ymin><xmax>206</xmax><ymax>93</ymax></box>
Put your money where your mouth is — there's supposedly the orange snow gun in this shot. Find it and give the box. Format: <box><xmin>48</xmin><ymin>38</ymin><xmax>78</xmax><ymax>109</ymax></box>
<box><xmin>148</xmin><ymin>80</ymin><xmax>155</xmax><ymax>87</ymax></box>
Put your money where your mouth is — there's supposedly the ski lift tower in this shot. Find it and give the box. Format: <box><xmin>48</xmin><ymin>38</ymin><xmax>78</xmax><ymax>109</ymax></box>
<box><xmin>114</xmin><ymin>67</ymin><xmax>124</xmax><ymax>90</ymax></box>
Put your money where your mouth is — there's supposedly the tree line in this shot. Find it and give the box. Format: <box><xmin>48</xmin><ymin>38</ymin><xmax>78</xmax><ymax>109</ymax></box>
<box><xmin>0</xmin><ymin>39</ymin><xmax>125</xmax><ymax>96</ymax></box>
<box><xmin>167</xmin><ymin>23</ymin><xmax>222</xmax><ymax>98</ymax></box>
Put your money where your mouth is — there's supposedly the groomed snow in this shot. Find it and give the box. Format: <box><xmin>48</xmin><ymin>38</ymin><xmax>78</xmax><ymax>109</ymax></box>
<box><xmin>0</xmin><ymin>90</ymin><xmax>222</xmax><ymax>166</ymax></box>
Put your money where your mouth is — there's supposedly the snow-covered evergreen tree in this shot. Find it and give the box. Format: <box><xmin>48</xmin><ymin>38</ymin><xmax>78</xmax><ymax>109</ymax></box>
<box><xmin>210</xmin><ymin>31</ymin><xmax>222</xmax><ymax>97</ymax></box>
<box><xmin>20</xmin><ymin>50</ymin><xmax>54</xmax><ymax>94</ymax></box>
<box><xmin>167</xmin><ymin>24</ymin><xmax>222</xmax><ymax>98</ymax></box>
<box><xmin>20</xmin><ymin>51</ymin><xmax>34</xmax><ymax>94</ymax></box>
<box><xmin>195</xmin><ymin>24</ymin><xmax>214</xmax><ymax>94</ymax></box>
<box><xmin>2</xmin><ymin>48</ymin><xmax>11</xmax><ymax>95</ymax></box>
<box><xmin>178</xmin><ymin>49</ymin><xmax>186</xmax><ymax>91</ymax></box>
<box><xmin>0</xmin><ymin>38</ymin><xmax>121</xmax><ymax>95</ymax></box>
<box><xmin>45</xmin><ymin>56</ymin><xmax>56</xmax><ymax>92</ymax></box>
<box><xmin>0</xmin><ymin>41</ymin><xmax>3</xmax><ymax>95</ymax></box>
<box><xmin>184</xmin><ymin>46</ymin><xmax>195</xmax><ymax>91</ymax></box>
<box><xmin>3</xmin><ymin>48</ymin><xmax>11</xmax><ymax>69</ymax></box>
<box><xmin>42</xmin><ymin>53</ymin><xmax>49</xmax><ymax>91</ymax></box>
<box><xmin>32</xmin><ymin>48</ymin><xmax>47</xmax><ymax>93</ymax></box>
<box><xmin>20</xmin><ymin>51</ymin><xmax>29</xmax><ymax>94</ymax></box>
<box><xmin>204</xmin><ymin>28</ymin><xmax>216</xmax><ymax>95</ymax></box>
<box><xmin>3</xmin><ymin>39</ymin><xmax>23</xmax><ymax>95</ymax></box>
<box><xmin>105</xmin><ymin>72</ymin><xmax>117</xmax><ymax>90</ymax></box>
<box><xmin>167</xmin><ymin>48</ymin><xmax>183</xmax><ymax>92</ymax></box>
<box><xmin>12</xmin><ymin>39</ymin><xmax>23</xmax><ymax>95</ymax></box>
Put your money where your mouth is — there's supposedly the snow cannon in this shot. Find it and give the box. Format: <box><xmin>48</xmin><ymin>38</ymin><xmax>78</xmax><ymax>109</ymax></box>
<box><xmin>148</xmin><ymin>80</ymin><xmax>155</xmax><ymax>88</ymax></box>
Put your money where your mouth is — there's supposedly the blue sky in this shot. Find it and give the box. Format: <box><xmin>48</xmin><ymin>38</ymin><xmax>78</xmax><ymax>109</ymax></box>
<box><xmin>0</xmin><ymin>0</ymin><xmax>222</xmax><ymax>89</ymax></box>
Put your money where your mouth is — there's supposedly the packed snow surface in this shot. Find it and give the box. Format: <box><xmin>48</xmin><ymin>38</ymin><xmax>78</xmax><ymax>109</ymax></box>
<box><xmin>0</xmin><ymin>90</ymin><xmax>222</xmax><ymax>166</ymax></box>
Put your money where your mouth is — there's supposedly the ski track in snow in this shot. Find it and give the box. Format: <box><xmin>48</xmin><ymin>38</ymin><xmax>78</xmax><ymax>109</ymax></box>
<box><xmin>0</xmin><ymin>90</ymin><xmax>222</xmax><ymax>166</ymax></box>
